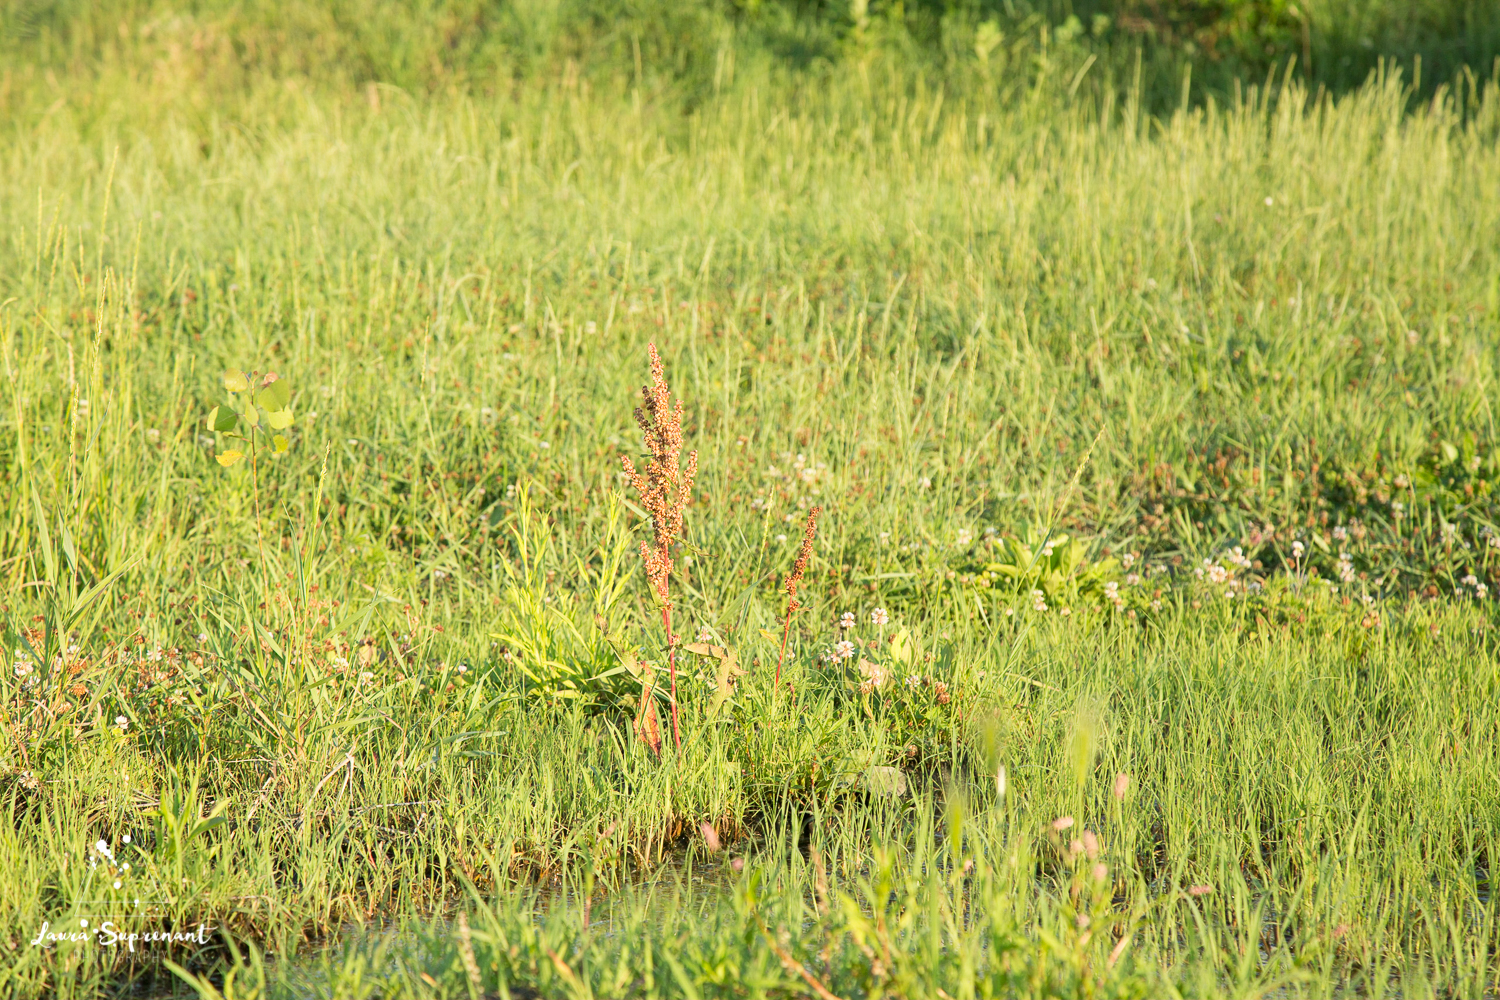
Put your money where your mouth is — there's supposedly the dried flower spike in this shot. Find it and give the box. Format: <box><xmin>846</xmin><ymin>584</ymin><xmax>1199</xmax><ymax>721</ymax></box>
<box><xmin>621</xmin><ymin>343</ymin><xmax>697</xmax><ymax>752</ymax></box>
<box><xmin>775</xmin><ymin>506</ymin><xmax>821</xmax><ymax>686</ymax></box>
<box><xmin>621</xmin><ymin>343</ymin><xmax>698</xmax><ymax>608</ymax></box>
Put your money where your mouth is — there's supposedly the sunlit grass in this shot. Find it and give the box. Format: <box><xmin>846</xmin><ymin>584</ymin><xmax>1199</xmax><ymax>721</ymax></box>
<box><xmin>0</xmin><ymin>30</ymin><xmax>1498</xmax><ymax>998</ymax></box>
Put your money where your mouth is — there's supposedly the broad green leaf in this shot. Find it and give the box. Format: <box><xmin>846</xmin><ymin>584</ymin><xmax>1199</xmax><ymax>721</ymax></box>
<box><xmin>222</xmin><ymin>370</ymin><xmax>250</xmax><ymax>393</ymax></box>
<box><xmin>212</xmin><ymin>406</ymin><xmax>238</xmax><ymax>432</ymax></box>
<box><xmin>266</xmin><ymin>408</ymin><xmax>294</xmax><ymax>430</ymax></box>
<box><xmin>272</xmin><ymin>435</ymin><xmax>289</xmax><ymax>453</ymax></box>
<box><xmin>216</xmin><ymin>450</ymin><xmax>244</xmax><ymax>467</ymax></box>
<box><xmin>864</xmin><ymin>765</ymin><xmax>908</xmax><ymax>798</ymax></box>
<box><xmin>258</xmin><ymin>377</ymin><xmax>290</xmax><ymax>411</ymax></box>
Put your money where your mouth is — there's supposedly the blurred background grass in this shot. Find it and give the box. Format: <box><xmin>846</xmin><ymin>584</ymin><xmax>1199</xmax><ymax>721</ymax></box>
<box><xmin>0</xmin><ymin>0</ymin><xmax>1496</xmax><ymax>111</ymax></box>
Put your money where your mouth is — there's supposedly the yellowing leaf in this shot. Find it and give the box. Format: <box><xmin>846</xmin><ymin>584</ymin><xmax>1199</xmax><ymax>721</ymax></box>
<box><xmin>266</xmin><ymin>408</ymin><xmax>294</xmax><ymax>430</ymax></box>
<box><xmin>222</xmin><ymin>370</ymin><xmax>250</xmax><ymax>393</ymax></box>
<box><xmin>215</xmin><ymin>450</ymin><xmax>244</xmax><ymax>467</ymax></box>
<box><xmin>272</xmin><ymin>435</ymin><xmax>289</xmax><ymax>453</ymax></box>
<box><xmin>684</xmin><ymin>643</ymin><xmax>743</xmax><ymax>715</ymax></box>
<box><xmin>711</xmin><ymin>656</ymin><xmax>746</xmax><ymax>716</ymax></box>
<box><xmin>889</xmin><ymin>628</ymin><xmax>913</xmax><ymax>666</ymax></box>
<box><xmin>241</xmin><ymin>405</ymin><xmax>259</xmax><ymax>427</ymax></box>
<box><xmin>258</xmin><ymin>377</ymin><xmax>291</xmax><ymax>411</ymax></box>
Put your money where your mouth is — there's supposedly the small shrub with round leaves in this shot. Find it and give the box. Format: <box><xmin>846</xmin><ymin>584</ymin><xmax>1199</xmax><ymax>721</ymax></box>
<box><xmin>206</xmin><ymin>369</ymin><xmax>294</xmax><ymax>466</ymax></box>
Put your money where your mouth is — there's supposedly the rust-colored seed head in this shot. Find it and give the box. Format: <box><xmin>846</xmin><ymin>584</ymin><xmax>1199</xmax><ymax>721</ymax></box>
<box><xmin>785</xmin><ymin>506</ymin><xmax>822</xmax><ymax>599</ymax></box>
<box><xmin>621</xmin><ymin>343</ymin><xmax>697</xmax><ymax>606</ymax></box>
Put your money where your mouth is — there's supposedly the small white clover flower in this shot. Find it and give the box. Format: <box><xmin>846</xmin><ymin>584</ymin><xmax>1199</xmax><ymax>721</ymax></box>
<box><xmin>839</xmin><ymin>612</ymin><xmax>856</xmax><ymax>630</ymax></box>
<box><xmin>114</xmin><ymin>716</ymin><xmax>129</xmax><ymax>732</ymax></box>
<box><xmin>905</xmin><ymin>675</ymin><xmax>924</xmax><ymax>689</ymax></box>
<box><xmin>834</xmin><ymin>640</ymin><xmax>856</xmax><ymax>661</ymax></box>
<box><xmin>697</xmin><ymin>626</ymin><xmax>714</xmax><ymax>642</ymax></box>
<box><xmin>870</xmin><ymin>607</ymin><xmax>889</xmax><ymax>626</ymax></box>
<box><xmin>918</xmin><ymin>477</ymin><xmax>932</xmax><ymax>490</ymax></box>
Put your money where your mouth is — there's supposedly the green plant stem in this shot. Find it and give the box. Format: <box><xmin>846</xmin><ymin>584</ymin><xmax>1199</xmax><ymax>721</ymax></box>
<box><xmin>775</xmin><ymin>604</ymin><xmax>794</xmax><ymax>688</ymax></box>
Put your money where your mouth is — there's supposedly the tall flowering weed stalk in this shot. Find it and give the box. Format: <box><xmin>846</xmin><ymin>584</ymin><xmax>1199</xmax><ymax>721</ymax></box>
<box><xmin>621</xmin><ymin>343</ymin><xmax>697</xmax><ymax>752</ymax></box>
<box><xmin>776</xmin><ymin>507</ymin><xmax>821</xmax><ymax>687</ymax></box>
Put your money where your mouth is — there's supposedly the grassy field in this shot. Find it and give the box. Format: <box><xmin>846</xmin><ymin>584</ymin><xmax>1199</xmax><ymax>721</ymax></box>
<box><xmin>2</xmin><ymin>7</ymin><xmax>1500</xmax><ymax>996</ymax></box>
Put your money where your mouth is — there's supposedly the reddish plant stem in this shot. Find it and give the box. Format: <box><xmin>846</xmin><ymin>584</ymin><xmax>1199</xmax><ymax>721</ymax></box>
<box><xmin>775</xmin><ymin>607</ymin><xmax>794</xmax><ymax>688</ymax></box>
<box><xmin>661</xmin><ymin>603</ymin><xmax>682</xmax><ymax>751</ymax></box>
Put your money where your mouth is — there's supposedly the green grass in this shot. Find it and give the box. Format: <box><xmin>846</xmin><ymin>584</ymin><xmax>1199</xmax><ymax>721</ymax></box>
<box><xmin>1</xmin><ymin>15</ymin><xmax>1499</xmax><ymax>998</ymax></box>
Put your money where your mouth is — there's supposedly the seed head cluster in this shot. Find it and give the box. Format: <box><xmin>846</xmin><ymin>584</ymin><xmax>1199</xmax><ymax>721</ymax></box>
<box><xmin>621</xmin><ymin>343</ymin><xmax>698</xmax><ymax>606</ymax></box>
<box><xmin>784</xmin><ymin>506</ymin><xmax>822</xmax><ymax>612</ymax></box>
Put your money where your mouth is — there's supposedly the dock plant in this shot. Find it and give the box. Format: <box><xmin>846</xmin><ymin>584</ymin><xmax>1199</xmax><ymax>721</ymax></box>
<box><xmin>621</xmin><ymin>343</ymin><xmax>698</xmax><ymax>752</ymax></box>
